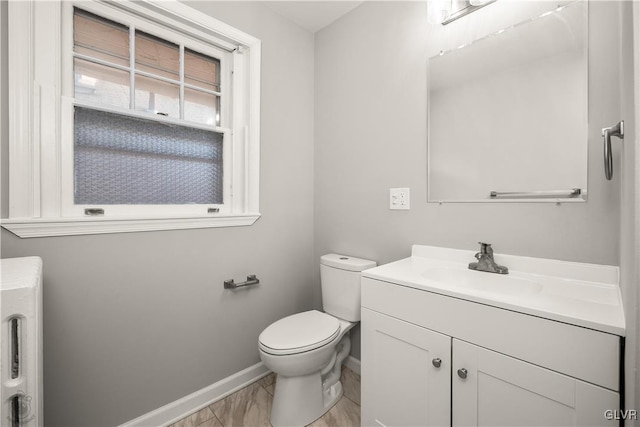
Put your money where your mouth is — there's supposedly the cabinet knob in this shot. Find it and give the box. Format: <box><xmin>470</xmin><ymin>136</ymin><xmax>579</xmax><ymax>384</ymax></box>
<box><xmin>432</xmin><ymin>358</ymin><xmax>442</xmax><ymax>368</ymax></box>
<box><xmin>457</xmin><ymin>368</ymin><xmax>468</xmax><ymax>379</ymax></box>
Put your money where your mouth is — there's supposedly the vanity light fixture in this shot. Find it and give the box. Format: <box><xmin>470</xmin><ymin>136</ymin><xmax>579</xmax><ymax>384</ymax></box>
<box><xmin>427</xmin><ymin>0</ymin><xmax>453</xmax><ymax>25</ymax></box>
<box><xmin>469</xmin><ymin>0</ymin><xmax>493</xmax><ymax>6</ymax></box>
<box><xmin>429</xmin><ymin>0</ymin><xmax>497</xmax><ymax>25</ymax></box>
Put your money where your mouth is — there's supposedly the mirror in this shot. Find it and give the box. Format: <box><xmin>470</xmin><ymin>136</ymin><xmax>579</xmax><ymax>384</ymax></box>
<box><xmin>427</xmin><ymin>2</ymin><xmax>588</xmax><ymax>202</ymax></box>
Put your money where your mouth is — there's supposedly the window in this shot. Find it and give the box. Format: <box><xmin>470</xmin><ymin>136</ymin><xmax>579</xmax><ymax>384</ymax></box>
<box><xmin>3</xmin><ymin>0</ymin><xmax>261</xmax><ymax>237</ymax></box>
<box><xmin>70</xmin><ymin>8</ymin><xmax>227</xmax><ymax>210</ymax></box>
<box><xmin>73</xmin><ymin>10</ymin><xmax>222</xmax><ymax>125</ymax></box>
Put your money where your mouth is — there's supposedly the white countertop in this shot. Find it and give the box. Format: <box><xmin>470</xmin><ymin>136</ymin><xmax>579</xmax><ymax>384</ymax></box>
<box><xmin>362</xmin><ymin>245</ymin><xmax>625</xmax><ymax>336</ymax></box>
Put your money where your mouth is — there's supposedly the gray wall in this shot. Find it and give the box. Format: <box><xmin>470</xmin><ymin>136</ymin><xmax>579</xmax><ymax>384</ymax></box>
<box><xmin>619</xmin><ymin>1</ymin><xmax>639</xmax><ymax>417</ymax></box>
<box><xmin>0</xmin><ymin>3</ymin><xmax>315</xmax><ymax>426</ymax></box>
<box><xmin>1</xmin><ymin>0</ymin><xmax>7</xmax><ymax>219</ymax></box>
<box><xmin>314</xmin><ymin>1</ymin><xmax>623</xmax><ymax>359</ymax></box>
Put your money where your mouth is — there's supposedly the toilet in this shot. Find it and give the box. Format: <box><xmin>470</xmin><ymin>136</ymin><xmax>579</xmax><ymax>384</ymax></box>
<box><xmin>258</xmin><ymin>254</ymin><xmax>376</xmax><ymax>427</ymax></box>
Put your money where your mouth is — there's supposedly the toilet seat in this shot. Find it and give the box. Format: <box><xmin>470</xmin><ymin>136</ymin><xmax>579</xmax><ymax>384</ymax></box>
<box><xmin>259</xmin><ymin>310</ymin><xmax>340</xmax><ymax>356</ymax></box>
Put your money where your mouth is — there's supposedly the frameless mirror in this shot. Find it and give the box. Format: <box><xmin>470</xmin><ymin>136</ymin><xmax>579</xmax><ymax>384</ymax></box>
<box><xmin>427</xmin><ymin>2</ymin><xmax>588</xmax><ymax>202</ymax></box>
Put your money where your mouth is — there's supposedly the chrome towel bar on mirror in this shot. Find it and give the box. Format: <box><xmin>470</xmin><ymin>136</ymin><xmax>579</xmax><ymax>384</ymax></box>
<box><xmin>224</xmin><ymin>275</ymin><xmax>260</xmax><ymax>289</ymax></box>
<box><xmin>490</xmin><ymin>189</ymin><xmax>582</xmax><ymax>199</ymax></box>
<box><xmin>602</xmin><ymin>121</ymin><xmax>624</xmax><ymax>180</ymax></box>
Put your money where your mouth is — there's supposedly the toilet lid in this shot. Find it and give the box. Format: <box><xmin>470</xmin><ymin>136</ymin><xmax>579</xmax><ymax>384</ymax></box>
<box><xmin>259</xmin><ymin>310</ymin><xmax>341</xmax><ymax>355</ymax></box>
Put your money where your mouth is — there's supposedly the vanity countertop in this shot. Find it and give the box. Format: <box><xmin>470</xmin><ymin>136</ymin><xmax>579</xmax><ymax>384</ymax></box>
<box><xmin>362</xmin><ymin>245</ymin><xmax>625</xmax><ymax>336</ymax></box>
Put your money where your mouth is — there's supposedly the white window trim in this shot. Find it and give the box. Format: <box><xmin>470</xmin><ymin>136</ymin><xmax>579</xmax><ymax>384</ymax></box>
<box><xmin>2</xmin><ymin>0</ymin><xmax>261</xmax><ymax>238</ymax></box>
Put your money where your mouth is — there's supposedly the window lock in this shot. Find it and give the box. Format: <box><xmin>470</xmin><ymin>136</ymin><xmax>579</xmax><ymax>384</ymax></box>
<box><xmin>84</xmin><ymin>208</ymin><xmax>105</xmax><ymax>216</ymax></box>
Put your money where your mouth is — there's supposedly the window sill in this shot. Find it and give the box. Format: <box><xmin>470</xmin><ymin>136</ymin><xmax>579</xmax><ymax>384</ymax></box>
<box><xmin>1</xmin><ymin>214</ymin><xmax>261</xmax><ymax>238</ymax></box>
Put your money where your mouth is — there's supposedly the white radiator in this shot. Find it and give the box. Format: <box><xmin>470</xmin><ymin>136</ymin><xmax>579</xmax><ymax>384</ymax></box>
<box><xmin>1</xmin><ymin>257</ymin><xmax>43</xmax><ymax>427</ymax></box>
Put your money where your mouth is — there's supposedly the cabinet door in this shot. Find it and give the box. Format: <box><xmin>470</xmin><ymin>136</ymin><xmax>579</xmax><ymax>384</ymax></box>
<box><xmin>361</xmin><ymin>308</ymin><xmax>451</xmax><ymax>427</ymax></box>
<box><xmin>452</xmin><ymin>339</ymin><xmax>619</xmax><ymax>427</ymax></box>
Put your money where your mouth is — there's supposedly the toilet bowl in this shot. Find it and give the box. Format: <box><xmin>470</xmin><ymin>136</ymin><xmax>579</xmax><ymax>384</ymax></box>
<box><xmin>259</xmin><ymin>310</ymin><xmax>355</xmax><ymax>426</ymax></box>
<box><xmin>259</xmin><ymin>310</ymin><xmax>354</xmax><ymax>426</ymax></box>
<box><xmin>258</xmin><ymin>254</ymin><xmax>376</xmax><ymax>427</ymax></box>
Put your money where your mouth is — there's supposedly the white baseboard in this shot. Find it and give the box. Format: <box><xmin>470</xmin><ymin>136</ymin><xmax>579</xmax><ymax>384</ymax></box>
<box><xmin>344</xmin><ymin>355</ymin><xmax>361</xmax><ymax>375</ymax></box>
<box><xmin>119</xmin><ymin>362</ymin><xmax>270</xmax><ymax>427</ymax></box>
<box><xmin>121</xmin><ymin>356</ymin><xmax>359</xmax><ymax>427</ymax></box>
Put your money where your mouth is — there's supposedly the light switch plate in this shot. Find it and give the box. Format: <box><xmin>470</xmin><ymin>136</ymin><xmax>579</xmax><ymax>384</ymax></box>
<box><xmin>390</xmin><ymin>188</ymin><xmax>410</xmax><ymax>210</ymax></box>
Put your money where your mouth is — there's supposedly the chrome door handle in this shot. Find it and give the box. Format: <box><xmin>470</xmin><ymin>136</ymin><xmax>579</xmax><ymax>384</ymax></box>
<box><xmin>457</xmin><ymin>368</ymin><xmax>468</xmax><ymax>379</ymax></box>
<box><xmin>432</xmin><ymin>358</ymin><xmax>442</xmax><ymax>368</ymax></box>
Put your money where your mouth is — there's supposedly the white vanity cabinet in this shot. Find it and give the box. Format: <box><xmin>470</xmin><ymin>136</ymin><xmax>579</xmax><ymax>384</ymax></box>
<box><xmin>361</xmin><ymin>308</ymin><xmax>451</xmax><ymax>427</ymax></box>
<box><xmin>361</xmin><ymin>276</ymin><xmax>622</xmax><ymax>427</ymax></box>
<box><xmin>452</xmin><ymin>339</ymin><xmax>619</xmax><ymax>427</ymax></box>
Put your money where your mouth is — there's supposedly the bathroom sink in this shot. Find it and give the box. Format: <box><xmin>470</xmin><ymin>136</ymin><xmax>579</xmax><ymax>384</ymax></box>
<box><xmin>362</xmin><ymin>245</ymin><xmax>624</xmax><ymax>335</ymax></box>
<box><xmin>421</xmin><ymin>267</ymin><xmax>543</xmax><ymax>296</ymax></box>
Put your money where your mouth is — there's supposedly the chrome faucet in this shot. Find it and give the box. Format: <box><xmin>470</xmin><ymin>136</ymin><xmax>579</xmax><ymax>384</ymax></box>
<box><xmin>468</xmin><ymin>242</ymin><xmax>509</xmax><ymax>274</ymax></box>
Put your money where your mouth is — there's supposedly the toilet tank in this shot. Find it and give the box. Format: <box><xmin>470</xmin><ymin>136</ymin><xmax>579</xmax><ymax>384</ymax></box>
<box><xmin>320</xmin><ymin>254</ymin><xmax>376</xmax><ymax>322</ymax></box>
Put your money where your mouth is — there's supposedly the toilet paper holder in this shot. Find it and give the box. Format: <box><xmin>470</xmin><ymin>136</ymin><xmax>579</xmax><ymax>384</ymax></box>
<box><xmin>224</xmin><ymin>274</ymin><xmax>260</xmax><ymax>289</ymax></box>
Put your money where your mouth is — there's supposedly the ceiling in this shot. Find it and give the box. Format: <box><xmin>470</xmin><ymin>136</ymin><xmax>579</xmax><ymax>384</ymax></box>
<box><xmin>263</xmin><ymin>1</ymin><xmax>364</xmax><ymax>33</ymax></box>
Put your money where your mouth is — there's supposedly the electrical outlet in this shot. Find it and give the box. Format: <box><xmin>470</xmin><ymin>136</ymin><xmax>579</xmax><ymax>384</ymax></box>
<box><xmin>390</xmin><ymin>188</ymin><xmax>410</xmax><ymax>210</ymax></box>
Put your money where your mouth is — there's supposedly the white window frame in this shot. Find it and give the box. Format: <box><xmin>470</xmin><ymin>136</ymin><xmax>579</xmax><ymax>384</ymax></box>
<box><xmin>2</xmin><ymin>0</ymin><xmax>261</xmax><ymax>238</ymax></box>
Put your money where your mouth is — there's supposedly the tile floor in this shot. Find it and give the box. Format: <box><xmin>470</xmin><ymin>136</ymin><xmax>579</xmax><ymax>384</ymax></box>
<box><xmin>169</xmin><ymin>366</ymin><xmax>361</xmax><ymax>427</ymax></box>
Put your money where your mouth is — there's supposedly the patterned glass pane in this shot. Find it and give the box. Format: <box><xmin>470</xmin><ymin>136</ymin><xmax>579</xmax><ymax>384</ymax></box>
<box><xmin>74</xmin><ymin>107</ymin><xmax>223</xmax><ymax>205</ymax></box>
